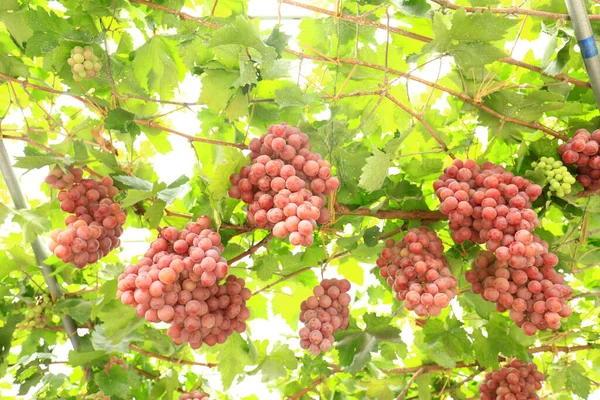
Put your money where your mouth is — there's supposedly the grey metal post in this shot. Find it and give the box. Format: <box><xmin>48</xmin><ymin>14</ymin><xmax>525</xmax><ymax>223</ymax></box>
<box><xmin>0</xmin><ymin>140</ymin><xmax>80</xmax><ymax>350</ymax></box>
<box><xmin>565</xmin><ymin>0</ymin><xmax>600</xmax><ymax>110</ymax></box>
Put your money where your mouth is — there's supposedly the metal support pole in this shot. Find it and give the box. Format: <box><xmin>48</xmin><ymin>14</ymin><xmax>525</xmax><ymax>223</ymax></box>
<box><xmin>565</xmin><ymin>0</ymin><xmax>600</xmax><ymax>111</ymax></box>
<box><xmin>0</xmin><ymin>140</ymin><xmax>80</xmax><ymax>350</ymax></box>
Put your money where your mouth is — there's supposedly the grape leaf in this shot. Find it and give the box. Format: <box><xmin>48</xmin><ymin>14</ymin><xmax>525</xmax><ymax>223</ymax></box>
<box><xmin>218</xmin><ymin>332</ymin><xmax>255</xmax><ymax>389</ymax></box>
<box><xmin>113</xmin><ymin>175</ymin><xmax>153</xmax><ymax>191</ymax></box>
<box><xmin>359</xmin><ymin>147</ymin><xmax>391</xmax><ymax>193</ymax></box>
<box><xmin>565</xmin><ymin>362</ymin><xmax>590</xmax><ymax>398</ymax></box>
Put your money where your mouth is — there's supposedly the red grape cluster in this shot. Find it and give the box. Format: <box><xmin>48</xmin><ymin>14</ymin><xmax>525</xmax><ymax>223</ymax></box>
<box><xmin>117</xmin><ymin>217</ymin><xmax>251</xmax><ymax>349</ymax></box>
<box><xmin>299</xmin><ymin>279</ymin><xmax>351</xmax><ymax>356</ymax></box>
<box><xmin>180</xmin><ymin>391</ymin><xmax>210</xmax><ymax>400</ymax></box>
<box><xmin>45</xmin><ymin>165</ymin><xmax>83</xmax><ymax>190</ymax></box>
<box><xmin>228</xmin><ymin>123</ymin><xmax>340</xmax><ymax>246</ymax></box>
<box><xmin>559</xmin><ymin>129</ymin><xmax>600</xmax><ymax>190</ymax></box>
<box><xmin>48</xmin><ymin>176</ymin><xmax>125</xmax><ymax>268</ymax></box>
<box><xmin>479</xmin><ymin>359</ymin><xmax>544</xmax><ymax>400</ymax></box>
<box><xmin>104</xmin><ymin>355</ymin><xmax>127</xmax><ymax>374</ymax></box>
<box><xmin>376</xmin><ymin>227</ymin><xmax>458</xmax><ymax>317</ymax></box>
<box><xmin>466</xmin><ymin>250</ymin><xmax>572</xmax><ymax>336</ymax></box>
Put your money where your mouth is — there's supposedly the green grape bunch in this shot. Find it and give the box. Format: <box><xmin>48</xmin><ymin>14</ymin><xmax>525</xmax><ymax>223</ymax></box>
<box><xmin>531</xmin><ymin>156</ymin><xmax>576</xmax><ymax>198</ymax></box>
<box><xmin>18</xmin><ymin>294</ymin><xmax>51</xmax><ymax>330</ymax></box>
<box><xmin>67</xmin><ymin>46</ymin><xmax>102</xmax><ymax>82</ymax></box>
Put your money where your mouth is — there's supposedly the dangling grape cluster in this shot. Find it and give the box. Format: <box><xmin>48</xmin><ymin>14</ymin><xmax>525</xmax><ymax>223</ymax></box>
<box><xmin>376</xmin><ymin>227</ymin><xmax>458</xmax><ymax>317</ymax></box>
<box><xmin>434</xmin><ymin>160</ymin><xmax>559</xmax><ymax>269</ymax></box>
<box><xmin>180</xmin><ymin>391</ymin><xmax>210</xmax><ymax>400</ymax></box>
<box><xmin>45</xmin><ymin>165</ymin><xmax>83</xmax><ymax>190</ymax></box>
<box><xmin>466</xmin><ymin>250</ymin><xmax>572</xmax><ymax>336</ymax></box>
<box><xmin>18</xmin><ymin>294</ymin><xmax>51</xmax><ymax>330</ymax></box>
<box><xmin>67</xmin><ymin>46</ymin><xmax>102</xmax><ymax>82</ymax></box>
<box><xmin>479</xmin><ymin>359</ymin><xmax>544</xmax><ymax>400</ymax></box>
<box><xmin>48</xmin><ymin>176</ymin><xmax>125</xmax><ymax>268</ymax></box>
<box><xmin>559</xmin><ymin>129</ymin><xmax>600</xmax><ymax>190</ymax></box>
<box><xmin>117</xmin><ymin>217</ymin><xmax>251</xmax><ymax>349</ymax></box>
<box><xmin>85</xmin><ymin>391</ymin><xmax>110</xmax><ymax>400</ymax></box>
<box><xmin>228</xmin><ymin>122</ymin><xmax>340</xmax><ymax>246</ymax></box>
<box><xmin>104</xmin><ymin>356</ymin><xmax>128</xmax><ymax>375</ymax></box>
<box><xmin>530</xmin><ymin>157</ymin><xmax>576</xmax><ymax>197</ymax></box>
<box><xmin>299</xmin><ymin>279</ymin><xmax>351</xmax><ymax>356</ymax></box>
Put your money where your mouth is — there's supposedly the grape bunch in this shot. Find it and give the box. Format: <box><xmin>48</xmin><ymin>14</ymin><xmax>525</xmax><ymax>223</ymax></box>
<box><xmin>530</xmin><ymin>157</ymin><xmax>576</xmax><ymax>197</ymax></box>
<box><xmin>299</xmin><ymin>279</ymin><xmax>351</xmax><ymax>356</ymax></box>
<box><xmin>104</xmin><ymin>356</ymin><xmax>128</xmax><ymax>375</ymax></box>
<box><xmin>433</xmin><ymin>160</ymin><xmax>561</xmax><ymax>269</ymax></box>
<box><xmin>48</xmin><ymin>176</ymin><xmax>125</xmax><ymax>268</ymax></box>
<box><xmin>180</xmin><ymin>391</ymin><xmax>210</xmax><ymax>400</ymax></box>
<box><xmin>44</xmin><ymin>165</ymin><xmax>83</xmax><ymax>190</ymax></box>
<box><xmin>117</xmin><ymin>217</ymin><xmax>251</xmax><ymax>349</ymax></box>
<box><xmin>376</xmin><ymin>227</ymin><xmax>458</xmax><ymax>317</ymax></box>
<box><xmin>18</xmin><ymin>294</ymin><xmax>51</xmax><ymax>330</ymax></box>
<box><xmin>559</xmin><ymin>129</ymin><xmax>600</xmax><ymax>190</ymax></box>
<box><xmin>67</xmin><ymin>46</ymin><xmax>102</xmax><ymax>82</ymax></box>
<box><xmin>466</xmin><ymin>250</ymin><xmax>572</xmax><ymax>336</ymax></box>
<box><xmin>228</xmin><ymin>123</ymin><xmax>340</xmax><ymax>246</ymax></box>
<box><xmin>85</xmin><ymin>392</ymin><xmax>110</xmax><ymax>400</ymax></box>
<box><xmin>479</xmin><ymin>359</ymin><xmax>544</xmax><ymax>400</ymax></box>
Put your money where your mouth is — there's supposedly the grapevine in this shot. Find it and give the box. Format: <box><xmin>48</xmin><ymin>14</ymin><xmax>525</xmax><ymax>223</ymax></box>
<box><xmin>376</xmin><ymin>227</ymin><xmax>458</xmax><ymax>317</ymax></box>
<box><xmin>117</xmin><ymin>217</ymin><xmax>250</xmax><ymax>349</ymax></box>
<box><xmin>228</xmin><ymin>122</ymin><xmax>340</xmax><ymax>246</ymax></box>
<box><xmin>479</xmin><ymin>359</ymin><xmax>544</xmax><ymax>400</ymax></box>
<box><xmin>299</xmin><ymin>279</ymin><xmax>351</xmax><ymax>356</ymax></box>
<box><xmin>530</xmin><ymin>157</ymin><xmax>576</xmax><ymax>198</ymax></box>
<box><xmin>47</xmin><ymin>175</ymin><xmax>126</xmax><ymax>268</ymax></box>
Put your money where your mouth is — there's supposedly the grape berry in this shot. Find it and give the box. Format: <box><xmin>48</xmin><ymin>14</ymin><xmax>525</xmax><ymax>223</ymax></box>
<box><xmin>376</xmin><ymin>227</ymin><xmax>458</xmax><ymax>317</ymax></box>
<box><xmin>530</xmin><ymin>157</ymin><xmax>576</xmax><ymax>198</ymax></box>
<box><xmin>68</xmin><ymin>46</ymin><xmax>102</xmax><ymax>82</ymax></box>
<box><xmin>117</xmin><ymin>217</ymin><xmax>250</xmax><ymax>349</ymax></box>
<box><xmin>229</xmin><ymin>123</ymin><xmax>339</xmax><ymax>246</ymax></box>
<box><xmin>45</xmin><ymin>165</ymin><xmax>83</xmax><ymax>190</ymax></box>
<box><xmin>299</xmin><ymin>279</ymin><xmax>351</xmax><ymax>356</ymax></box>
<box><xmin>479</xmin><ymin>359</ymin><xmax>544</xmax><ymax>400</ymax></box>
<box><xmin>48</xmin><ymin>176</ymin><xmax>125</xmax><ymax>268</ymax></box>
<box><xmin>18</xmin><ymin>294</ymin><xmax>51</xmax><ymax>330</ymax></box>
<box><xmin>559</xmin><ymin>129</ymin><xmax>600</xmax><ymax>190</ymax></box>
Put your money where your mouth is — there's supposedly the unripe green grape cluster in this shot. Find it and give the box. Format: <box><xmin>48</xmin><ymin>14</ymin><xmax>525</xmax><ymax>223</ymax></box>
<box><xmin>67</xmin><ymin>46</ymin><xmax>102</xmax><ymax>82</ymax></box>
<box><xmin>18</xmin><ymin>294</ymin><xmax>50</xmax><ymax>330</ymax></box>
<box><xmin>531</xmin><ymin>157</ymin><xmax>576</xmax><ymax>197</ymax></box>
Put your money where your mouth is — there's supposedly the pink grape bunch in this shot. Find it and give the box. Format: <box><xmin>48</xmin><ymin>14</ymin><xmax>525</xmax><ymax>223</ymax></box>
<box><xmin>299</xmin><ymin>279</ymin><xmax>351</xmax><ymax>356</ymax></box>
<box><xmin>376</xmin><ymin>227</ymin><xmax>458</xmax><ymax>317</ymax></box>
<box><xmin>479</xmin><ymin>359</ymin><xmax>544</xmax><ymax>400</ymax></box>
<box><xmin>117</xmin><ymin>217</ymin><xmax>251</xmax><ymax>349</ymax></box>
<box><xmin>48</xmin><ymin>176</ymin><xmax>125</xmax><ymax>268</ymax></box>
<box><xmin>433</xmin><ymin>160</ymin><xmax>561</xmax><ymax>271</ymax></box>
<box><xmin>104</xmin><ymin>355</ymin><xmax>127</xmax><ymax>375</ymax></box>
<box><xmin>466</xmin><ymin>250</ymin><xmax>572</xmax><ymax>336</ymax></box>
<box><xmin>45</xmin><ymin>165</ymin><xmax>84</xmax><ymax>190</ymax></box>
<box><xmin>558</xmin><ymin>128</ymin><xmax>600</xmax><ymax>190</ymax></box>
<box><xmin>228</xmin><ymin>122</ymin><xmax>340</xmax><ymax>246</ymax></box>
<box><xmin>180</xmin><ymin>391</ymin><xmax>210</xmax><ymax>400</ymax></box>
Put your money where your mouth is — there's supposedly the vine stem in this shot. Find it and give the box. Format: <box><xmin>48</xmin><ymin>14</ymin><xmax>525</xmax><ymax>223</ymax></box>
<box><xmin>0</xmin><ymin>141</ymin><xmax>81</xmax><ymax>350</ymax></box>
<box><xmin>135</xmin><ymin>120</ymin><xmax>247</xmax><ymax>149</ymax></box>
<box><xmin>384</xmin><ymin>93</ymin><xmax>456</xmax><ymax>159</ymax></box>
<box><xmin>228</xmin><ymin>234</ymin><xmax>272</xmax><ymax>264</ymax></box>
<box><xmin>281</xmin><ymin>0</ymin><xmax>590</xmax><ymax>89</ymax></box>
<box><xmin>288</xmin><ymin>368</ymin><xmax>341</xmax><ymax>400</ymax></box>
<box><xmin>128</xmin><ymin>344</ymin><xmax>217</xmax><ymax>367</ymax></box>
<box><xmin>397</xmin><ymin>367</ymin><xmax>424</xmax><ymax>399</ymax></box>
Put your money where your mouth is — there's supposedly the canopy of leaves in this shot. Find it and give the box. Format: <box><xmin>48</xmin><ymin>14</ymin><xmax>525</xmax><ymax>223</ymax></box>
<box><xmin>0</xmin><ymin>0</ymin><xmax>599</xmax><ymax>399</ymax></box>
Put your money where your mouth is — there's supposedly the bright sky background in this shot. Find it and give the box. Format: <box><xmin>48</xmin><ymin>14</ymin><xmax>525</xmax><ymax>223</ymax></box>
<box><xmin>1</xmin><ymin>0</ymin><xmax>599</xmax><ymax>398</ymax></box>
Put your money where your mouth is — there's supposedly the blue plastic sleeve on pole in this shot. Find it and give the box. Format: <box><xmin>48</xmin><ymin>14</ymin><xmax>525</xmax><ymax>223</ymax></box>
<box><xmin>579</xmin><ymin>36</ymin><xmax>598</xmax><ymax>59</ymax></box>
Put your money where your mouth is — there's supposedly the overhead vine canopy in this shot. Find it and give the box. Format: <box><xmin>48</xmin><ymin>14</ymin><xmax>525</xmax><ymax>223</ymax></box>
<box><xmin>0</xmin><ymin>0</ymin><xmax>599</xmax><ymax>399</ymax></box>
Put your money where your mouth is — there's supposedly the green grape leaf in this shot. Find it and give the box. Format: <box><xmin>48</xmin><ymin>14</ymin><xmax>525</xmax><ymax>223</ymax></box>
<box><xmin>359</xmin><ymin>147</ymin><xmax>391</xmax><ymax>193</ymax></box>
